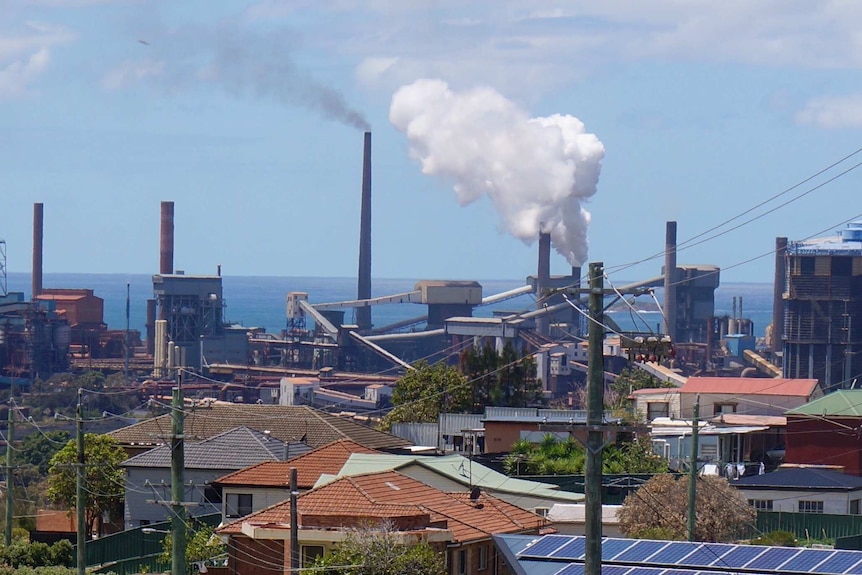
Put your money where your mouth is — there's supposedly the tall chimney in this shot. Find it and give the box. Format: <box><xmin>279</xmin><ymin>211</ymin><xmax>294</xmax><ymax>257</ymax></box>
<box><xmin>663</xmin><ymin>221</ymin><xmax>677</xmax><ymax>341</ymax></box>
<box><xmin>160</xmin><ymin>201</ymin><xmax>174</xmax><ymax>276</ymax></box>
<box><xmin>536</xmin><ymin>232</ymin><xmax>551</xmax><ymax>336</ymax></box>
<box><xmin>32</xmin><ymin>203</ymin><xmax>43</xmax><ymax>299</ymax></box>
<box><xmin>772</xmin><ymin>237</ymin><xmax>787</xmax><ymax>354</ymax></box>
<box><xmin>356</xmin><ymin>132</ymin><xmax>372</xmax><ymax>331</ymax></box>
<box><xmin>571</xmin><ymin>265</ymin><xmax>582</xmax><ymax>327</ymax></box>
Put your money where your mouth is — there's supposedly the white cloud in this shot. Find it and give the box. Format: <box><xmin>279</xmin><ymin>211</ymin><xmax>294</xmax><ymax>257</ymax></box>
<box><xmin>795</xmin><ymin>94</ymin><xmax>862</xmax><ymax>129</ymax></box>
<box><xmin>0</xmin><ymin>47</ymin><xmax>49</xmax><ymax>98</ymax></box>
<box><xmin>101</xmin><ymin>58</ymin><xmax>165</xmax><ymax>90</ymax></box>
<box><xmin>0</xmin><ymin>21</ymin><xmax>73</xmax><ymax>100</ymax></box>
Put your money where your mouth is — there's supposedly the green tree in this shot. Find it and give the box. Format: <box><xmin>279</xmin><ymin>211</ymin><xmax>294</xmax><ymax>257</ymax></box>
<box><xmin>312</xmin><ymin>522</ymin><xmax>444</xmax><ymax>575</ymax></box>
<box><xmin>618</xmin><ymin>473</ymin><xmax>756</xmax><ymax>542</ymax></box>
<box><xmin>460</xmin><ymin>343</ymin><xmax>543</xmax><ymax>410</ymax></box>
<box><xmin>14</xmin><ymin>431</ymin><xmax>70</xmax><ymax>475</ymax></box>
<box><xmin>380</xmin><ymin>362</ymin><xmax>470</xmax><ymax>431</ymax></box>
<box><xmin>503</xmin><ymin>434</ymin><xmax>667</xmax><ymax>475</ymax></box>
<box><xmin>159</xmin><ymin>522</ymin><xmax>226</xmax><ymax>572</ymax></box>
<box><xmin>46</xmin><ymin>433</ymin><xmax>126</xmax><ymax>538</ymax></box>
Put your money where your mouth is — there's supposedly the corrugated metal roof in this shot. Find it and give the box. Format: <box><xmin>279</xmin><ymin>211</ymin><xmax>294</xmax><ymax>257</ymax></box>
<box><xmin>733</xmin><ymin>467</ymin><xmax>862</xmax><ymax>490</ymax></box>
<box><xmin>680</xmin><ymin>377</ymin><xmax>819</xmax><ymax>397</ymax></box>
<box><xmin>787</xmin><ymin>390</ymin><xmax>862</xmax><ymax>417</ymax></box>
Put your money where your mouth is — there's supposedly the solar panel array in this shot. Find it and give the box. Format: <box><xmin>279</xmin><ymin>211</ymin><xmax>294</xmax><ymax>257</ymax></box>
<box><xmin>517</xmin><ymin>535</ymin><xmax>862</xmax><ymax>575</ymax></box>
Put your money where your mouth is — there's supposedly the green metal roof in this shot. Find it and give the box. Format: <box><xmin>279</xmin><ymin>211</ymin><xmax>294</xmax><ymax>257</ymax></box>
<box><xmin>317</xmin><ymin>452</ymin><xmax>584</xmax><ymax>502</ymax></box>
<box><xmin>786</xmin><ymin>390</ymin><xmax>862</xmax><ymax>417</ymax></box>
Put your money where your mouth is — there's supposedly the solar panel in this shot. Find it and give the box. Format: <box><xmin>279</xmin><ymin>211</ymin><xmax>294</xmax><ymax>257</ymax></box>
<box><xmin>678</xmin><ymin>542</ymin><xmax>734</xmax><ymax>567</ymax></box>
<box><xmin>550</xmin><ymin>538</ymin><xmax>587</xmax><ymax>560</ymax></box>
<box><xmin>519</xmin><ymin>535</ymin><xmax>571</xmax><ymax>558</ymax></box>
<box><xmin>612</xmin><ymin>540</ymin><xmax>670</xmax><ymax>562</ymax></box>
<box><xmin>814</xmin><ymin>550</ymin><xmax>862</xmax><ymax>574</ymax></box>
<box><xmin>842</xmin><ymin>555</ymin><xmax>862</xmax><ymax>575</ymax></box>
<box><xmin>716</xmin><ymin>544</ymin><xmax>768</xmax><ymax>568</ymax></box>
<box><xmin>552</xmin><ymin>564</ymin><xmax>584</xmax><ymax>575</ymax></box>
<box><xmin>745</xmin><ymin>547</ymin><xmax>803</xmax><ymax>570</ymax></box>
<box><xmin>602</xmin><ymin>538</ymin><xmax>639</xmax><ymax>559</ymax></box>
<box><xmin>647</xmin><ymin>542</ymin><xmax>700</xmax><ymax>565</ymax></box>
<box><xmin>779</xmin><ymin>548</ymin><xmax>835</xmax><ymax>572</ymax></box>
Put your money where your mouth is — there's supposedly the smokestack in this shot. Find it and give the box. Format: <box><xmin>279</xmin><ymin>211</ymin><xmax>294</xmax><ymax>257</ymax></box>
<box><xmin>356</xmin><ymin>132</ymin><xmax>372</xmax><ymax>331</ymax></box>
<box><xmin>536</xmin><ymin>231</ymin><xmax>551</xmax><ymax>336</ymax></box>
<box><xmin>663</xmin><ymin>221</ymin><xmax>677</xmax><ymax>341</ymax></box>
<box><xmin>160</xmin><ymin>201</ymin><xmax>174</xmax><ymax>276</ymax></box>
<box><xmin>571</xmin><ymin>265</ymin><xmax>582</xmax><ymax>326</ymax></box>
<box><xmin>772</xmin><ymin>237</ymin><xmax>787</xmax><ymax>354</ymax></box>
<box><xmin>32</xmin><ymin>203</ymin><xmax>43</xmax><ymax>299</ymax></box>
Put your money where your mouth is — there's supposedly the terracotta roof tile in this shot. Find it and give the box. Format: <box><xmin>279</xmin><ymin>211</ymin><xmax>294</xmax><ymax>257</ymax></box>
<box><xmin>109</xmin><ymin>404</ymin><xmax>410</xmax><ymax>450</ymax></box>
<box><xmin>218</xmin><ymin>470</ymin><xmax>546</xmax><ymax>543</ymax></box>
<box><xmin>214</xmin><ymin>439</ymin><xmax>380</xmax><ymax>489</ymax></box>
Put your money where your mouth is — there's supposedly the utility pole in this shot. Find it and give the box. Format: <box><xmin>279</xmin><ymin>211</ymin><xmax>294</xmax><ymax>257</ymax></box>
<box><xmin>76</xmin><ymin>389</ymin><xmax>85</xmax><ymax>575</ymax></box>
<box><xmin>584</xmin><ymin>262</ymin><xmax>605</xmax><ymax>575</ymax></box>
<box><xmin>687</xmin><ymin>395</ymin><xmax>700</xmax><ymax>542</ymax></box>
<box><xmin>5</xmin><ymin>400</ymin><xmax>14</xmax><ymax>546</ymax></box>
<box><xmin>290</xmin><ymin>468</ymin><xmax>299</xmax><ymax>572</ymax></box>
<box><xmin>171</xmin><ymin>371</ymin><xmax>186</xmax><ymax>575</ymax></box>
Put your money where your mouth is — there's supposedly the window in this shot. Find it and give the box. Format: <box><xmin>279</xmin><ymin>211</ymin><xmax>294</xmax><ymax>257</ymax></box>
<box><xmin>748</xmin><ymin>499</ymin><xmax>773</xmax><ymax>511</ymax></box>
<box><xmin>852</xmin><ymin>499</ymin><xmax>861</xmax><ymax>515</ymax></box>
<box><xmin>459</xmin><ymin>549</ymin><xmax>468</xmax><ymax>575</ymax></box>
<box><xmin>301</xmin><ymin>545</ymin><xmax>324</xmax><ymax>567</ymax></box>
<box><xmin>647</xmin><ymin>402</ymin><xmax>669</xmax><ymax>420</ymax></box>
<box><xmin>714</xmin><ymin>403</ymin><xmax>737</xmax><ymax>416</ymax></box>
<box><xmin>225</xmin><ymin>493</ymin><xmax>253</xmax><ymax>518</ymax></box>
<box><xmin>534</xmin><ymin>507</ymin><xmax>549</xmax><ymax>518</ymax></box>
<box><xmin>479</xmin><ymin>545</ymin><xmax>489</xmax><ymax>571</ymax></box>
<box><xmin>798</xmin><ymin>500</ymin><xmax>824</xmax><ymax>514</ymax></box>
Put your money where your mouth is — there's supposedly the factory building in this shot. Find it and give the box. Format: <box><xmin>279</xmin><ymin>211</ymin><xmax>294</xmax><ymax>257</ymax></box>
<box><xmin>781</xmin><ymin>221</ymin><xmax>862</xmax><ymax>391</ymax></box>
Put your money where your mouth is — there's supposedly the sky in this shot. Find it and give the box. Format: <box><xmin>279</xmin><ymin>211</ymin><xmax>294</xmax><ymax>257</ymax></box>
<box><xmin>2</xmin><ymin>1</ymin><xmax>862</xmax><ymax>286</ymax></box>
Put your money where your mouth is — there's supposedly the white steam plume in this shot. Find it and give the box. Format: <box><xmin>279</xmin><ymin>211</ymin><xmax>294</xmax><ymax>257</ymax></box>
<box><xmin>389</xmin><ymin>79</ymin><xmax>604</xmax><ymax>266</ymax></box>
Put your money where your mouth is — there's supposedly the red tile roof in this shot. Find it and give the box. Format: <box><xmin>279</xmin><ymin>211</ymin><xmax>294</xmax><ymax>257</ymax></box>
<box><xmin>218</xmin><ymin>470</ymin><xmax>546</xmax><ymax>543</ymax></box>
<box><xmin>680</xmin><ymin>377</ymin><xmax>819</xmax><ymax>397</ymax></box>
<box><xmin>214</xmin><ymin>438</ymin><xmax>380</xmax><ymax>489</ymax></box>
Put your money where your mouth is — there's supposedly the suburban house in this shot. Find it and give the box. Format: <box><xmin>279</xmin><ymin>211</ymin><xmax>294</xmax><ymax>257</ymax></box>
<box><xmin>212</xmin><ymin>439</ymin><xmax>381</xmax><ymax>523</ymax></box>
<box><xmin>731</xmin><ymin>466</ymin><xmax>862</xmax><ymax>514</ymax></box>
<box><xmin>632</xmin><ymin>377</ymin><xmax>820</xmax><ymax>421</ymax></box>
<box><xmin>481</xmin><ymin>407</ymin><xmax>620</xmax><ymax>454</ymax></box>
<box><xmin>108</xmin><ymin>403</ymin><xmax>411</xmax><ymax>457</ymax></box>
<box><xmin>216</xmin><ymin>470</ymin><xmax>547</xmax><ymax>575</ymax></box>
<box><xmin>545</xmin><ymin>504</ymin><xmax>623</xmax><ymax>536</ymax></box>
<box><xmin>320</xmin><ymin>451</ymin><xmax>584</xmax><ymax>515</ymax></box>
<box><xmin>785</xmin><ymin>390</ymin><xmax>862</xmax><ymax>475</ymax></box>
<box><xmin>121</xmin><ymin>426</ymin><xmax>286</xmax><ymax>528</ymax></box>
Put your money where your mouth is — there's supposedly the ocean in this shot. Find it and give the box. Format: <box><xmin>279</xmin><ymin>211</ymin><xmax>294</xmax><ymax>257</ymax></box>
<box><xmin>4</xmin><ymin>272</ymin><xmax>775</xmax><ymax>340</ymax></box>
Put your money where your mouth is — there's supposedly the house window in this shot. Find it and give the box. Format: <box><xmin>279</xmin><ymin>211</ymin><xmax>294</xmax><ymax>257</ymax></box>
<box><xmin>534</xmin><ymin>507</ymin><xmax>550</xmax><ymax>518</ymax></box>
<box><xmin>748</xmin><ymin>499</ymin><xmax>773</xmax><ymax>511</ymax></box>
<box><xmin>647</xmin><ymin>402</ymin><xmax>669</xmax><ymax>420</ymax></box>
<box><xmin>225</xmin><ymin>493</ymin><xmax>253</xmax><ymax>518</ymax></box>
<box><xmin>459</xmin><ymin>549</ymin><xmax>468</xmax><ymax>575</ymax></box>
<box><xmin>852</xmin><ymin>499</ymin><xmax>861</xmax><ymax>515</ymax></box>
<box><xmin>799</xmin><ymin>500</ymin><xmax>824</xmax><ymax>514</ymax></box>
<box><xmin>714</xmin><ymin>403</ymin><xmax>737</xmax><ymax>416</ymax></box>
<box><xmin>301</xmin><ymin>545</ymin><xmax>325</xmax><ymax>567</ymax></box>
<box><xmin>479</xmin><ymin>545</ymin><xmax>489</xmax><ymax>570</ymax></box>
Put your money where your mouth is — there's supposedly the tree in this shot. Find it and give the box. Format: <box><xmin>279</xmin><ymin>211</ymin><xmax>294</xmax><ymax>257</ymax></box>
<box><xmin>312</xmin><ymin>521</ymin><xmax>444</xmax><ymax>575</ymax></box>
<box><xmin>14</xmin><ymin>431</ymin><xmax>70</xmax><ymax>475</ymax></box>
<box><xmin>460</xmin><ymin>343</ymin><xmax>544</xmax><ymax>410</ymax></box>
<box><xmin>46</xmin><ymin>433</ymin><xmax>126</xmax><ymax>538</ymax></box>
<box><xmin>617</xmin><ymin>473</ymin><xmax>756</xmax><ymax>542</ymax></box>
<box><xmin>159</xmin><ymin>522</ymin><xmax>226</xmax><ymax>572</ymax></box>
<box><xmin>380</xmin><ymin>362</ymin><xmax>470</xmax><ymax>431</ymax></box>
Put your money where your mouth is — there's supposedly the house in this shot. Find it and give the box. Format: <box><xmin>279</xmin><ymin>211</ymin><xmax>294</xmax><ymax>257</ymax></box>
<box><xmin>212</xmin><ymin>439</ymin><xmax>381</xmax><ymax>523</ymax></box>
<box><xmin>632</xmin><ymin>377</ymin><xmax>820</xmax><ymax>421</ymax></box>
<box><xmin>321</xmin><ymin>451</ymin><xmax>585</xmax><ymax>515</ymax></box>
<box><xmin>121</xmin><ymin>426</ymin><xmax>286</xmax><ymax>528</ymax></box>
<box><xmin>785</xmin><ymin>390</ymin><xmax>862</xmax><ymax>475</ymax></box>
<box><xmin>731</xmin><ymin>466</ymin><xmax>862</xmax><ymax>514</ymax></box>
<box><xmin>545</xmin><ymin>504</ymin><xmax>623</xmax><ymax>536</ymax></box>
<box><xmin>216</xmin><ymin>470</ymin><xmax>547</xmax><ymax>575</ymax></box>
<box><xmin>108</xmin><ymin>403</ymin><xmax>411</xmax><ymax>457</ymax></box>
<box><xmin>481</xmin><ymin>407</ymin><xmax>620</xmax><ymax>453</ymax></box>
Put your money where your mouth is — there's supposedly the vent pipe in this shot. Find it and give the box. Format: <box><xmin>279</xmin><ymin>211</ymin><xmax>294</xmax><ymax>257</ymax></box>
<box><xmin>32</xmin><ymin>203</ymin><xmax>43</xmax><ymax>299</ymax></box>
<box><xmin>772</xmin><ymin>237</ymin><xmax>787</xmax><ymax>354</ymax></box>
<box><xmin>356</xmin><ymin>132</ymin><xmax>372</xmax><ymax>331</ymax></box>
<box><xmin>536</xmin><ymin>232</ymin><xmax>551</xmax><ymax>336</ymax></box>
<box><xmin>663</xmin><ymin>221</ymin><xmax>677</xmax><ymax>341</ymax></box>
<box><xmin>160</xmin><ymin>201</ymin><xmax>174</xmax><ymax>276</ymax></box>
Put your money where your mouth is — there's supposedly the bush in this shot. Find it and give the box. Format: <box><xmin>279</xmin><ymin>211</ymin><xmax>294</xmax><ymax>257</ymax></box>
<box><xmin>0</xmin><ymin>540</ymin><xmax>75</xmax><ymax>568</ymax></box>
<box><xmin>750</xmin><ymin>530</ymin><xmax>798</xmax><ymax>547</ymax></box>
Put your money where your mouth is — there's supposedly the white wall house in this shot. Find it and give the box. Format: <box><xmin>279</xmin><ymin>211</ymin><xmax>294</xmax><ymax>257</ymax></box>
<box><xmin>732</xmin><ymin>467</ymin><xmax>862</xmax><ymax>515</ymax></box>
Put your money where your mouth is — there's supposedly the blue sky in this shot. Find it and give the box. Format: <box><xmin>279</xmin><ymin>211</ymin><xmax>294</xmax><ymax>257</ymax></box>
<box><xmin>2</xmin><ymin>1</ymin><xmax>862</xmax><ymax>285</ymax></box>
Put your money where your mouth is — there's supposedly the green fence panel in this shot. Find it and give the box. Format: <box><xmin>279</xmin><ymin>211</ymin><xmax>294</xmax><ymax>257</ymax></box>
<box><xmin>756</xmin><ymin>511</ymin><xmax>862</xmax><ymax>542</ymax></box>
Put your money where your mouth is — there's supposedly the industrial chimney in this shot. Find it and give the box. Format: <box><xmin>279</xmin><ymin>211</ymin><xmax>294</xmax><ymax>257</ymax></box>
<box><xmin>663</xmin><ymin>221</ymin><xmax>677</xmax><ymax>341</ymax></box>
<box><xmin>32</xmin><ymin>203</ymin><xmax>43</xmax><ymax>299</ymax></box>
<box><xmin>536</xmin><ymin>231</ymin><xmax>551</xmax><ymax>336</ymax></box>
<box><xmin>772</xmin><ymin>237</ymin><xmax>788</xmax><ymax>354</ymax></box>
<box><xmin>356</xmin><ymin>132</ymin><xmax>372</xmax><ymax>331</ymax></box>
<box><xmin>160</xmin><ymin>201</ymin><xmax>174</xmax><ymax>276</ymax></box>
